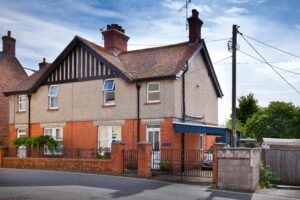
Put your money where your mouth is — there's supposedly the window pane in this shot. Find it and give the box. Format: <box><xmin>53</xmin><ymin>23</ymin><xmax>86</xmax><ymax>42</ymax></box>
<box><xmin>48</xmin><ymin>85</ymin><xmax>58</xmax><ymax>97</ymax></box>
<box><xmin>45</xmin><ymin>129</ymin><xmax>52</xmax><ymax>136</ymax></box>
<box><xmin>148</xmin><ymin>83</ymin><xmax>159</xmax><ymax>91</ymax></box>
<box><xmin>56</xmin><ymin>129</ymin><xmax>62</xmax><ymax>140</ymax></box>
<box><xmin>105</xmin><ymin>91</ymin><xmax>115</xmax><ymax>103</ymax></box>
<box><xmin>148</xmin><ymin>92</ymin><xmax>160</xmax><ymax>101</ymax></box>
<box><xmin>103</xmin><ymin>80</ymin><xmax>115</xmax><ymax>91</ymax></box>
<box><xmin>50</xmin><ymin>97</ymin><xmax>58</xmax><ymax>108</ymax></box>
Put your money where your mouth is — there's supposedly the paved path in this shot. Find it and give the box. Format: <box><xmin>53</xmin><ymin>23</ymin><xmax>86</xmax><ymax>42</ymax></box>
<box><xmin>0</xmin><ymin>168</ymin><xmax>299</xmax><ymax>200</ymax></box>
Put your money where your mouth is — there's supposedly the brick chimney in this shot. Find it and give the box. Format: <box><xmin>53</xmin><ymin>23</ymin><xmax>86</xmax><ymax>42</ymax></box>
<box><xmin>187</xmin><ymin>9</ymin><xmax>203</xmax><ymax>43</ymax></box>
<box><xmin>2</xmin><ymin>31</ymin><xmax>16</xmax><ymax>56</ymax></box>
<box><xmin>101</xmin><ymin>24</ymin><xmax>129</xmax><ymax>53</ymax></box>
<box><xmin>39</xmin><ymin>58</ymin><xmax>48</xmax><ymax>70</ymax></box>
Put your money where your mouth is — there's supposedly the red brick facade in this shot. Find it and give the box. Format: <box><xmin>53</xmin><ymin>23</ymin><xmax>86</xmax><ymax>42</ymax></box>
<box><xmin>8</xmin><ymin>118</ymin><xmax>216</xmax><ymax>151</ymax></box>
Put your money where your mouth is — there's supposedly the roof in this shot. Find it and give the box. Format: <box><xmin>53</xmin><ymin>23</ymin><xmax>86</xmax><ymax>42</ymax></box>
<box><xmin>4</xmin><ymin>36</ymin><xmax>223</xmax><ymax>97</ymax></box>
<box><xmin>262</xmin><ymin>138</ymin><xmax>300</xmax><ymax>147</ymax></box>
<box><xmin>0</xmin><ymin>52</ymin><xmax>27</xmax><ymax>92</ymax></box>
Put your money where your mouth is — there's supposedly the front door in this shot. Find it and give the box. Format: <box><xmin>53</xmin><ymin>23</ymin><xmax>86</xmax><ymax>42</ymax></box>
<box><xmin>147</xmin><ymin>125</ymin><xmax>160</xmax><ymax>169</ymax></box>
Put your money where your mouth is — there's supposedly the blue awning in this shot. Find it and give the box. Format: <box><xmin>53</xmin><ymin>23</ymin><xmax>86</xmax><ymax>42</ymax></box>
<box><xmin>173</xmin><ymin>118</ymin><xmax>228</xmax><ymax>135</ymax></box>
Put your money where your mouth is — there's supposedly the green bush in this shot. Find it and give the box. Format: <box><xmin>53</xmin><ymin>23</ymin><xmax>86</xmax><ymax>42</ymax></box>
<box><xmin>159</xmin><ymin>160</ymin><xmax>169</xmax><ymax>170</ymax></box>
<box><xmin>13</xmin><ymin>135</ymin><xmax>58</xmax><ymax>151</ymax></box>
<box><xmin>259</xmin><ymin>161</ymin><xmax>278</xmax><ymax>188</ymax></box>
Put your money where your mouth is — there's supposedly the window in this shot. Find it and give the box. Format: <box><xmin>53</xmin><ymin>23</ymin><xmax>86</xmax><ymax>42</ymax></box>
<box><xmin>147</xmin><ymin>82</ymin><xmax>160</xmax><ymax>103</ymax></box>
<box><xmin>18</xmin><ymin>95</ymin><xmax>26</xmax><ymax>112</ymax></box>
<box><xmin>102</xmin><ymin>79</ymin><xmax>115</xmax><ymax>105</ymax></box>
<box><xmin>17</xmin><ymin>128</ymin><xmax>26</xmax><ymax>138</ymax></box>
<box><xmin>98</xmin><ymin>126</ymin><xmax>121</xmax><ymax>149</ymax></box>
<box><xmin>200</xmin><ymin>134</ymin><xmax>204</xmax><ymax>150</ymax></box>
<box><xmin>48</xmin><ymin>85</ymin><xmax>59</xmax><ymax>109</ymax></box>
<box><xmin>44</xmin><ymin>128</ymin><xmax>63</xmax><ymax>154</ymax></box>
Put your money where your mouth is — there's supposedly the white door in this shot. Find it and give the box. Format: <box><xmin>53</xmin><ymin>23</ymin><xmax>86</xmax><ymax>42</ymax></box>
<box><xmin>147</xmin><ymin>126</ymin><xmax>160</xmax><ymax>169</ymax></box>
<box><xmin>17</xmin><ymin>129</ymin><xmax>26</xmax><ymax>158</ymax></box>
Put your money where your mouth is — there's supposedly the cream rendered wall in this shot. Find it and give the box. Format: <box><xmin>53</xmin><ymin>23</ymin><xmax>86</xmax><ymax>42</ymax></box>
<box><xmin>9</xmin><ymin>95</ymin><xmax>28</xmax><ymax>124</ymax></box>
<box><xmin>174</xmin><ymin>53</ymin><xmax>218</xmax><ymax>125</ymax></box>
<box><xmin>10</xmin><ymin>77</ymin><xmax>176</xmax><ymax>124</ymax></box>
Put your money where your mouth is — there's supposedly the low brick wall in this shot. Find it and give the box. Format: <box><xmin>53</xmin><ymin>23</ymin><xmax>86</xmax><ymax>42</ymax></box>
<box><xmin>3</xmin><ymin>157</ymin><xmax>113</xmax><ymax>174</ymax></box>
<box><xmin>217</xmin><ymin>148</ymin><xmax>260</xmax><ymax>192</ymax></box>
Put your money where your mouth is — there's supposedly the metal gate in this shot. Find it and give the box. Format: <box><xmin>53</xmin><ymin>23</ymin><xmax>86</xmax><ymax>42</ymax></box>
<box><xmin>123</xmin><ymin>149</ymin><xmax>138</xmax><ymax>175</ymax></box>
<box><xmin>151</xmin><ymin>149</ymin><xmax>212</xmax><ymax>178</ymax></box>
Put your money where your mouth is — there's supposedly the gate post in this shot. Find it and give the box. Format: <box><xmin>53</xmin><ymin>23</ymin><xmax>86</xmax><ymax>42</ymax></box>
<box><xmin>212</xmin><ymin>143</ymin><xmax>227</xmax><ymax>185</ymax></box>
<box><xmin>111</xmin><ymin>142</ymin><xmax>125</xmax><ymax>175</ymax></box>
<box><xmin>137</xmin><ymin>142</ymin><xmax>152</xmax><ymax>178</ymax></box>
<box><xmin>0</xmin><ymin>146</ymin><xmax>5</xmax><ymax>167</ymax></box>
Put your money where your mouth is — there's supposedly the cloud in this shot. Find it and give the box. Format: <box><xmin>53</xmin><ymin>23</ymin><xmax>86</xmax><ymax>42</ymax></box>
<box><xmin>227</xmin><ymin>0</ymin><xmax>265</xmax><ymax>4</ymax></box>
<box><xmin>295</xmin><ymin>24</ymin><xmax>300</xmax><ymax>29</ymax></box>
<box><xmin>226</xmin><ymin>7</ymin><xmax>249</xmax><ymax>15</ymax></box>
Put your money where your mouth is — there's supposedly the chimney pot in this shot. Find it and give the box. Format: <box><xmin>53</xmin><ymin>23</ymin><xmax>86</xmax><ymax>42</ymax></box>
<box><xmin>7</xmin><ymin>31</ymin><xmax>11</xmax><ymax>37</ymax></box>
<box><xmin>101</xmin><ymin>23</ymin><xmax>129</xmax><ymax>53</ymax></box>
<box><xmin>39</xmin><ymin>57</ymin><xmax>48</xmax><ymax>70</ymax></box>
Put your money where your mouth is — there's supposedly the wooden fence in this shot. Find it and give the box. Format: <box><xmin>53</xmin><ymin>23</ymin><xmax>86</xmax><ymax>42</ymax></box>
<box><xmin>262</xmin><ymin>148</ymin><xmax>300</xmax><ymax>186</ymax></box>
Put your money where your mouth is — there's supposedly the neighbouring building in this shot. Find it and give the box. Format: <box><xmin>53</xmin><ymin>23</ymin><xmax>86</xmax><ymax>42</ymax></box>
<box><xmin>0</xmin><ymin>31</ymin><xmax>28</xmax><ymax>136</ymax></box>
<box><xmin>4</xmin><ymin>9</ymin><xmax>235</xmax><ymax>154</ymax></box>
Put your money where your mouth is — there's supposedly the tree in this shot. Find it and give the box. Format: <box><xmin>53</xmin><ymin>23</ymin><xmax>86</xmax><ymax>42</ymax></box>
<box><xmin>245</xmin><ymin>101</ymin><xmax>300</xmax><ymax>142</ymax></box>
<box><xmin>236</xmin><ymin>93</ymin><xmax>259</xmax><ymax>124</ymax></box>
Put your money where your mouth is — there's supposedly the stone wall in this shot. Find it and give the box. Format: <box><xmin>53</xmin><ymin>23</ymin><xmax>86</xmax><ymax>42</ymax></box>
<box><xmin>217</xmin><ymin>148</ymin><xmax>260</xmax><ymax>192</ymax></box>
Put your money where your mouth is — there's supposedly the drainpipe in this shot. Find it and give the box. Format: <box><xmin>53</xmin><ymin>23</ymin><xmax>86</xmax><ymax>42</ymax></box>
<box><xmin>136</xmin><ymin>82</ymin><xmax>141</xmax><ymax>145</ymax></box>
<box><xmin>27</xmin><ymin>94</ymin><xmax>31</xmax><ymax>157</ymax></box>
<box><xmin>181</xmin><ymin>61</ymin><xmax>189</xmax><ymax>176</ymax></box>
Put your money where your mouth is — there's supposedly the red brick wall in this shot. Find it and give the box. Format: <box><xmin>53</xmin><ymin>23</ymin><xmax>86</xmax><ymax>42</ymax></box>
<box><xmin>7</xmin><ymin>118</ymin><xmax>217</xmax><ymax>150</ymax></box>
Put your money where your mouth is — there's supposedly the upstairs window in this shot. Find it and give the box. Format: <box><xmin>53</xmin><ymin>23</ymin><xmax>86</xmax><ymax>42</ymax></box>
<box><xmin>147</xmin><ymin>82</ymin><xmax>160</xmax><ymax>103</ymax></box>
<box><xmin>48</xmin><ymin>85</ymin><xmax>59</xmax><ymax>109</ymax></box>
<box><xmin>103</xmin><ymin>79</ymin><xmax>115</xmax><ymax>105</ymax></box>
<box><xmin>18</xmin><ymin>95</ymin><xmax>26</xmax><ymax>112</ymax></box>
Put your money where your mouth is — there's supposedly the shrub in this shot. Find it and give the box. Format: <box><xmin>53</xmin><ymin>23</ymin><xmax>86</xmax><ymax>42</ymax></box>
<box><xmin>159</xmin><ymin>160</ymin><xmax>169</xmax><ymax>170</ymax></box>
<box><xmin>13</xmin><ymin>135</ymin><xmax>58</xmax><ymax>151</ymax></box>
<box><xmin>259</xmin><ymin>161</ymin><xmax>278</xmax><ymax>188</ymax></box>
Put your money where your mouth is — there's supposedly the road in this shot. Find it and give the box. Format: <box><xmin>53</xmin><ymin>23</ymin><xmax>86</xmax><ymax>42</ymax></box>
<box><xmin>0</xmin><ymin>168</ymin><xmax>299</xmax><ymax>200</ymax></box>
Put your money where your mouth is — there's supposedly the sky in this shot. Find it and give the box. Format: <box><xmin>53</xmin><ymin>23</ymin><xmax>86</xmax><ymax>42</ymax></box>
<box><xmin>0</xmin><ymin>0</ymin><xmax>299</xmax><ymax>125</ymax></box>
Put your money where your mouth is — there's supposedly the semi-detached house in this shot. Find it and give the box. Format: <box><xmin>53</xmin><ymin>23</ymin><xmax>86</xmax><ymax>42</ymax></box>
<box><xmin>4</xmin><ymin>9</ymin><xmax>231</xmax><ymax>154</ymax></box>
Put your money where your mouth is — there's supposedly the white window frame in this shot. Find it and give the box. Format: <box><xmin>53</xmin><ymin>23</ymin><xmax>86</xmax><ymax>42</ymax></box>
<box><xmin>44</xmin><ymin>128</ymin><xmax>63</xmax><ymax>155</ymax></box>
<box><xmin>147</xmin><ymin>82</ymin><xmax>160</xmax><ymax>103</ymax></box>
<box><xmin>200</xmin><ymin>134</ymin><xmax>204</xmax><ymax>150</ymax></box>
<box><xmin>48</xmin><ymin>85</ymin><xmax>59</xmax><ymax>109</ymax></box>
<box><xmin>17</xmin><ymin>95</ymin><xmax>26</xmax><ymax>112</ymax></box>
<box><xmin>17</xmin><ymin>128</ymin><xmax>26</xmax><ymax>158</ymax></box>
<box><xmin>102</xmin><ymin>79</ymin><xmax>115</xmax><ymax>105</ymax></box>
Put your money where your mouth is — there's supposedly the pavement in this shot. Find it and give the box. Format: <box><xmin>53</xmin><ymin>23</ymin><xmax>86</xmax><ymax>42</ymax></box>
<box><xmin>0</xmin><ymin>168</ymin><xmax>299</xmax><ymax>200</ymax></box>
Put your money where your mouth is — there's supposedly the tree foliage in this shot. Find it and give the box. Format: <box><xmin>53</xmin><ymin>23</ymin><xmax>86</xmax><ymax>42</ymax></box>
<box><xmin>236</xmin><ymin>93</ymin><xmax>259</xmax><ymax>124</ymax></box>
<box><xmin>13</xmin><ymin>135</ymin><xmax>57</xmax><ymax>151</ymax></box>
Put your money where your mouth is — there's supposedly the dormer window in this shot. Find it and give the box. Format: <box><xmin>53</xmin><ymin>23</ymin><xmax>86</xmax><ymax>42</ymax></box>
<box><xmin>147</xmin><ymin>82</ymin><xmax>160</xmax><ymax>103</ymax></box>
<box><xmin>17</xmin><ymin>95</ymin><xmax>26</xmax><ymax>112</ymax></box>
<box><xmin>103</xmin><ymin>79</ymin><xmax>115</xmax><ymax>105</ymax></box>
<box><xmin>48</xmin><ymin>85</ymin><xmax>59</xmax><ymax>109</ymax></box>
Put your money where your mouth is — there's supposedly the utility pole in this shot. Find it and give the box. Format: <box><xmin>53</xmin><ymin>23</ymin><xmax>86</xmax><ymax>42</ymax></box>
<box><xmin>232</xmin><ymin>24</ymin><xmax>239</xmax><ymax>147</ymax></box>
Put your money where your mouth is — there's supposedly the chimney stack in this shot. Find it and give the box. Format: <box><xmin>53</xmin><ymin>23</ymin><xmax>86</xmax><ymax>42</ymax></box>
<box><xmin>187</xmin><ymin>9</ymin><xmax>203</xmax><ymax>43</ymax></box>
<box><xmin>2</xmin><ymin>31</ymin><xmax>16</xmax><ymax>56</ymax></box>
<box><xmin>39</xmin><ymin>57</ymin><xmax>48</xmax><ymax>70</ymax></box>
<box><xmin>101</xmin><ymin>24</ymin><xmax>129</xmax><ymax>53</ymax></box>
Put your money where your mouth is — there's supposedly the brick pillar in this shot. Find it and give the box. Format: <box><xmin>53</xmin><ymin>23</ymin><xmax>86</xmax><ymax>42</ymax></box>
<box><xmin>137</xmin><ymin>142</ymin><xmax>152</xmax><ymax>178</ymax></box>
<box><xmin>111</xmin><ymin>143</ymin><xmax>125</xmax><ymax>175</ymax></box>
<box><xmin>212</xmin><ymin>143</ymin><xmax>227</xmax><ymax>185</ymax></box>
<box><xmin>0</xmin><ymin>147</ymin><xmax>5</xmax><ymax>167</ymax></box>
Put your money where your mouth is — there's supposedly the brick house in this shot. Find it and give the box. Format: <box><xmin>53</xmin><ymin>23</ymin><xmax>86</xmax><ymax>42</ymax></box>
<box><xmin>0</xmin><ymin>31</ymin><xmax>28</xmax><ymax>136</ymax></box>
<box><xmin>4</xmin><ymin>9</ymin><xmax>232</xmax><ymax>154</ymax></box>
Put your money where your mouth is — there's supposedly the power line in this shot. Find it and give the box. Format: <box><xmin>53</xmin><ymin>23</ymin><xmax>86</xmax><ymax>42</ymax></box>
<box><xmin>239</xmin><ymin>32</ymin><xmax>300</xmax><ymax>94</ymax></box>
<box><xmin>238</xmin><ymin>49</ymin><xmax>300</xmax><ymax>76</ymax></box>
<box><xmin>239</xmin><ymin>32</ymin><xmax>300</xmax><ymax>59</ymax></box>
<box><xmin>186</xmin><ymin>55</ymin><xmax>232</xmax><ymax>75</ymax></box>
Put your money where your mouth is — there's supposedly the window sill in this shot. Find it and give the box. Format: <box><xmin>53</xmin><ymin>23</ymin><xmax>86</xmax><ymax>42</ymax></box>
<box><xmin>16</xmin><ymin>111</ymin><xmax>26</xmax><ymax>113</ymax></box>
<box><xmin>144</xmin><ymin>102</ymin><xmax>161</xmax><ymax>105</ymax></box>
<box><xmin>102</xmin><ymin>104</ymin><xmax>116</xmax><ymax>108</ymax></box>
<box><xmin>47</xmin><ymin>108</ymin><xmax>59</xmax><ymax>111</ymax></box>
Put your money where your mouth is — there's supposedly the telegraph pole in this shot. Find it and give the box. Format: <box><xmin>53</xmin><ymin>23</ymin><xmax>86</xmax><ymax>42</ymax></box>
<box><xmin>232</xmin><ymin>24</ymin><xmax>239</xmax><ymax>147</ymax></box>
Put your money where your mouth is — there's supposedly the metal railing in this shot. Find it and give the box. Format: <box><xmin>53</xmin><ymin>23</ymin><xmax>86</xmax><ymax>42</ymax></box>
<box><xmin>4</xmin><ymin>147</ymin><xmax>111</xmax><ymax>160</ymax></box>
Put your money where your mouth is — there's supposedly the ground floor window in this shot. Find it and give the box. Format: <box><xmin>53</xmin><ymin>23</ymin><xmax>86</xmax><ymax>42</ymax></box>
<box><xmin>17</xmin><ymin>128</ymin><xmax>26</xmax><ymax>158</ymax></box>
<box><xmin>98</xmin><ymin>126</ymin><xmax>121</xmax><ymax>150</ymax></box>
<box><xmin>44</xmin><ymin>128</ymin><xmax>63</xmax><ymax>154</ymax></box>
